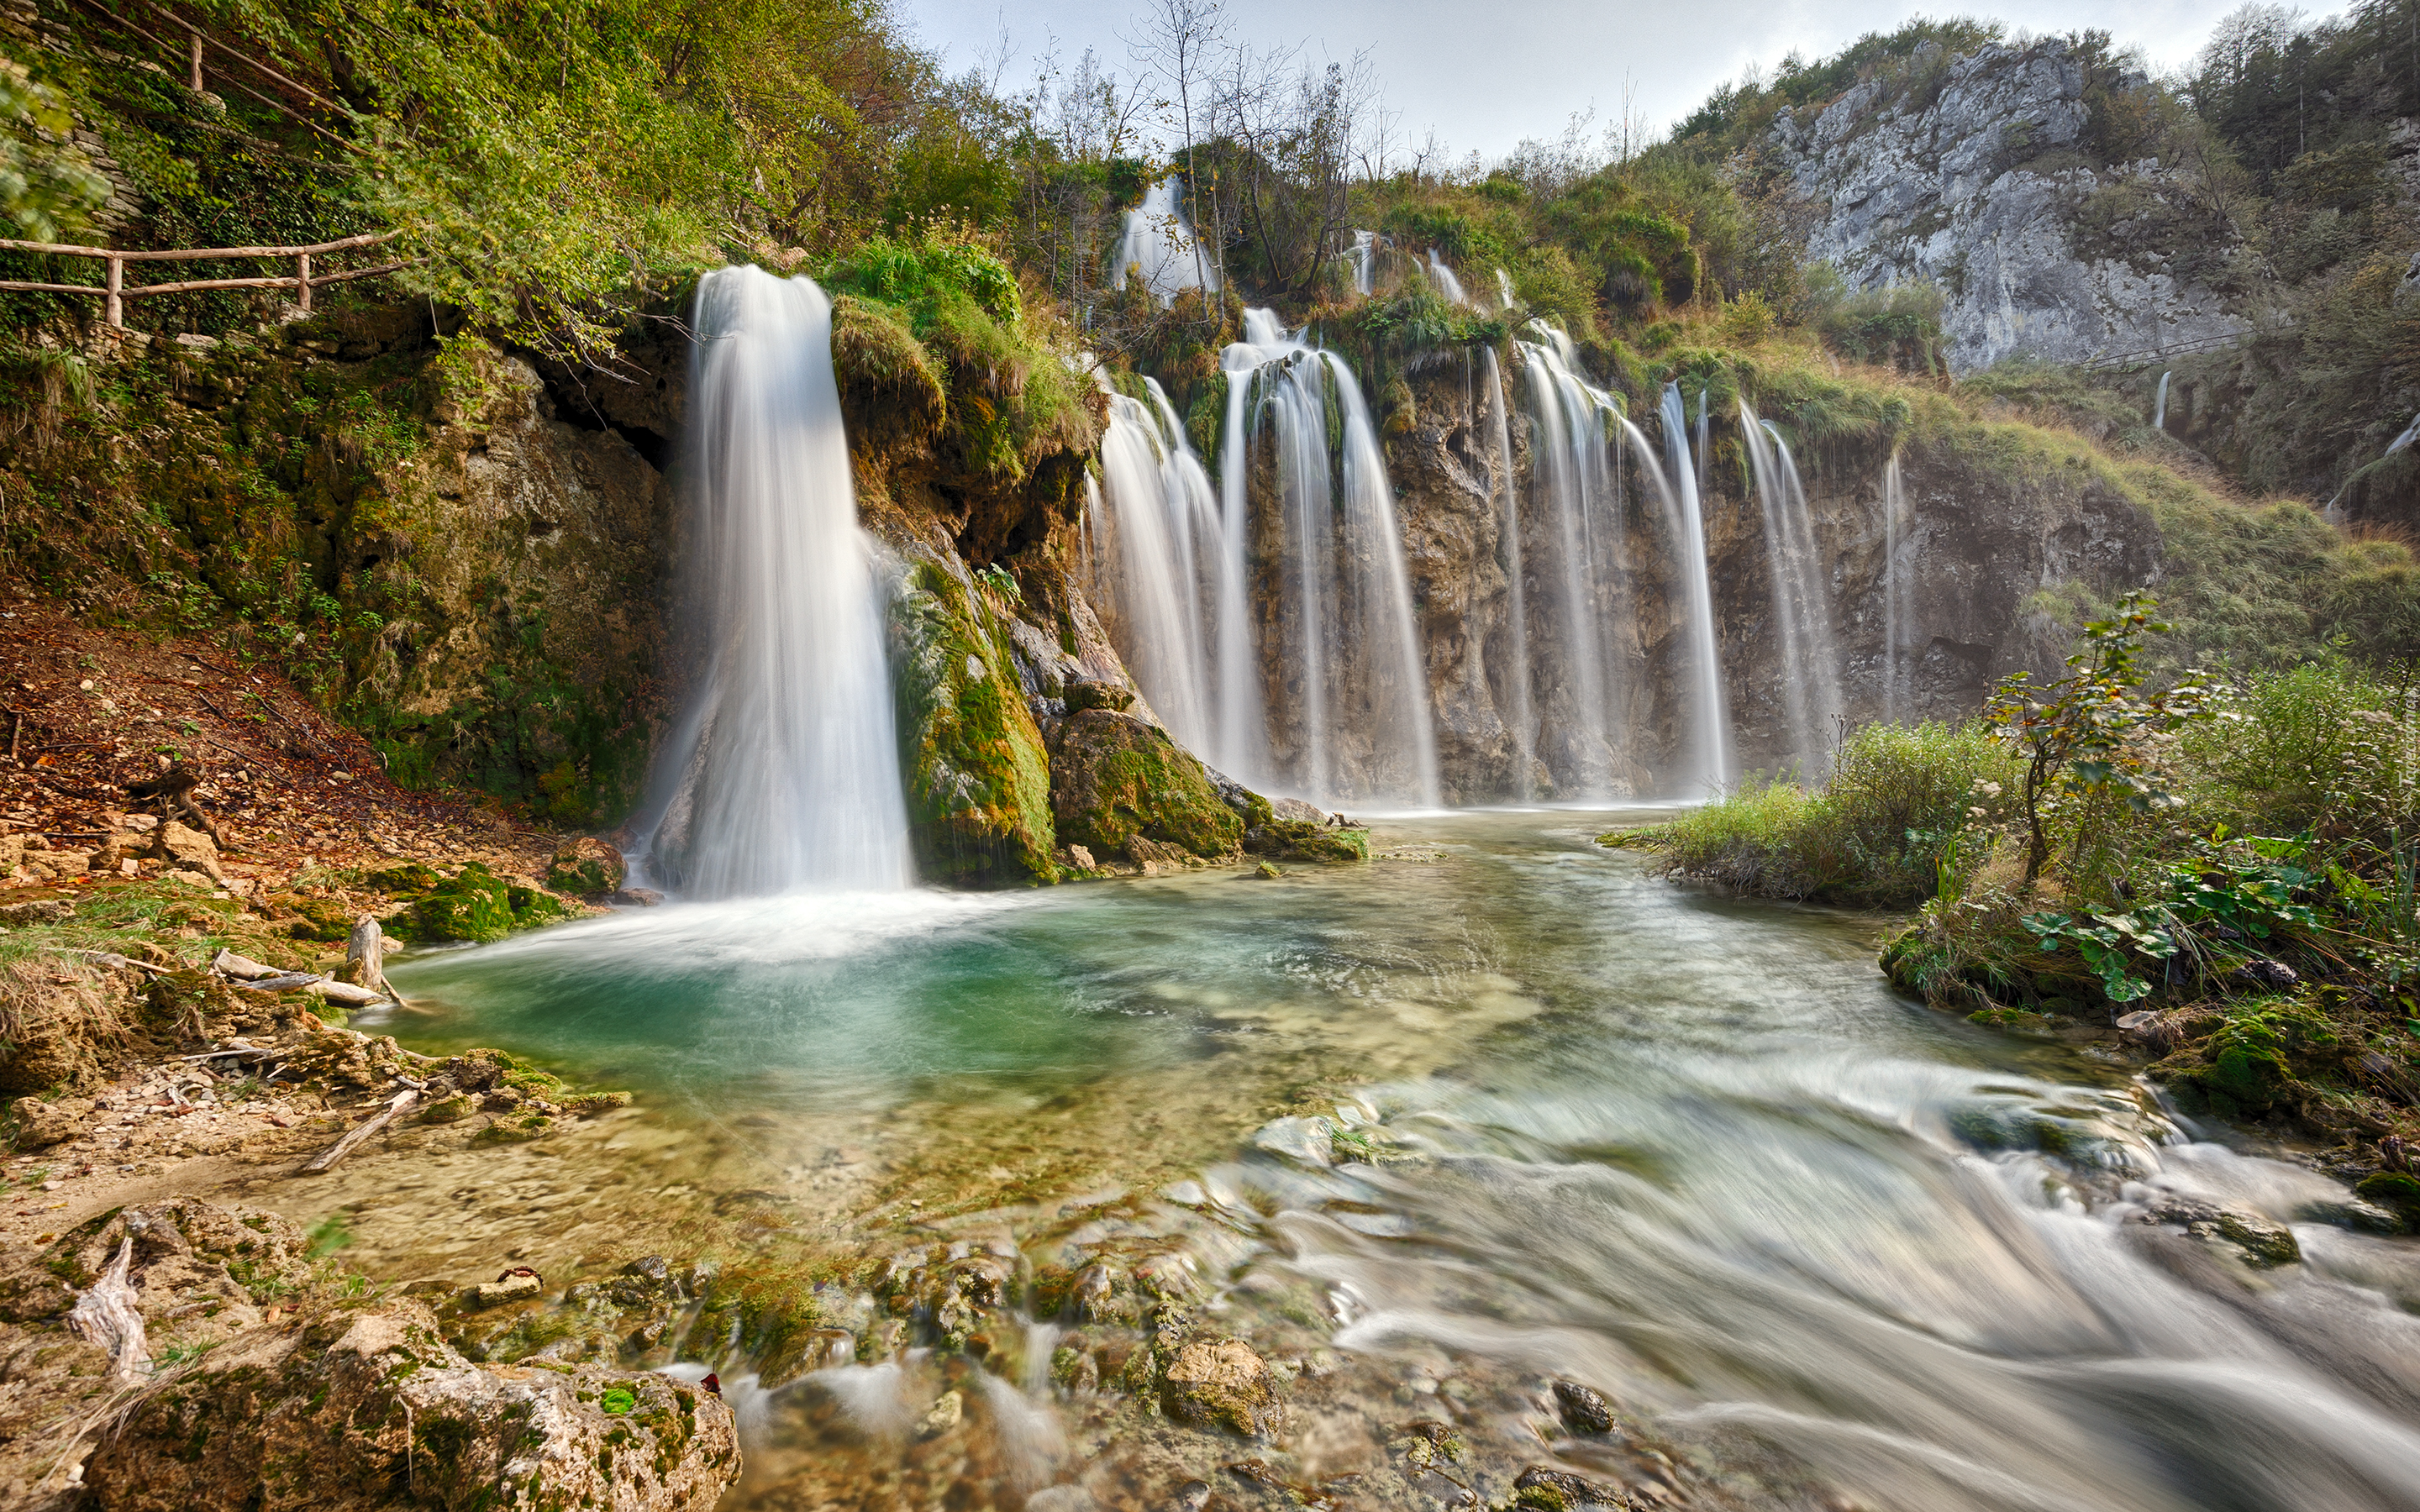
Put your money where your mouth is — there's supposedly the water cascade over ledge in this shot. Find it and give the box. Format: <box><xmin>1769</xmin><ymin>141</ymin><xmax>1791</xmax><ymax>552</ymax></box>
<box><xmin>1222</xmin><ymin>310</ymin><xmax>1440</xmax><ymax>806</ymax></box>
<box><xmin>1655</xmin><ymin>381</ymin><xmax>1733</xmax><ymax>796</ymax></box>
<box><xmin>1113</xmin><ymin>179</ymin><xmax>1218</xmax><ymax>306</ymax></box>
<box><xmin>1512</xmin><ymin>326</ymin><xmax>1629</xmax><ymax>795</ymax></box>
<box><xmin>644</xmin><ymin>266</ymin><xmax>913</xmax><ymax>898</ymax></box>
<box><xmin>1081</xmin><ymin>372</ymin><xmax>1257</xmax><ymax>770</ymax></box>
<box><xmin>1740</xmin><ymin>402</ymin><xmax>1844</xmax><ymax>772</ymax></box>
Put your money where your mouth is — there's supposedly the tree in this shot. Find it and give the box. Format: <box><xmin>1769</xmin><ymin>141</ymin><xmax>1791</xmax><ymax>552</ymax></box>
<box><xmin>1986</xmin><ymin>592</ymin><xmax>2212</xmax><ymax>887</ymax></box>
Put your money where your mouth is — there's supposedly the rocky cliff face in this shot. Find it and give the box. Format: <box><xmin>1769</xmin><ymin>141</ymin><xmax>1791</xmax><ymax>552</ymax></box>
<box><xmin>1766</xmin><ymin>37</ymin><xmax>2246</xmax><ymax>373</ymax></box>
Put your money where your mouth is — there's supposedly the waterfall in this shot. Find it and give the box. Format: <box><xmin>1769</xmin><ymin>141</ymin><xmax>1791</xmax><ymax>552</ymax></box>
<box><xmin>1739</xmin><ymin>402</ymin><xmax>1843</xmax><ymax>773</ymax></box>
<box><xmin>645</xmin><ymin>265</ymin><xmax>913</xmax><ymax>898</ymax></box>
<box><xmin>1655</xmin><ymin>382</ymin><xmax>1733</xmax><ymax>797</ymax></box>
<box><xmin>1349</xmin><ymin>230</ymin><xmax>1377</xmax><ymax>297</ymax></box>
<box><xmin>1882</xmin><ymin>454</ymin><xmax>1907</xmax><ymax>724</ymax></box>
<box><xmin>1693</xmin><ymin>386</ymin><xmax>1710</xmax><ymax>502</ymax></box>
<box><xmin>1482</xmin><ymin>347</ymin><xmax>1534</xmax><ymax>801</ymax></box>
<box><xmin>1512</xmin><ymin>326</ymin><xmax>1627</xmax><ymax>795</ymax></box>
<box><xmin>1495</xmin><ymin>269</ymin><xmax>1516</xmax><ymax>312</ymax></box>
<box><xmin>2154</xmin><ymin>370</ymin><xmax>2171</xmax><ymax>430</ymax></box>
<box><xmin>1086</xmin><ymin>375</ymin><xmax>1237</xmax><ymax>761</ymax></box>
<box><xmin>1220</xmin><ymin>310</ymin><xmax>1440</xmax><ymax>807</ymax></box>
<box><xmin>1113</xmin><ymin>179</ymin><xmax>1218</xmax><ymax>305</ymax></box>
<box><xmin>1424</xmin><ymin>249</ymin><xmax>1470</xmax><ymax>307</ymax></box>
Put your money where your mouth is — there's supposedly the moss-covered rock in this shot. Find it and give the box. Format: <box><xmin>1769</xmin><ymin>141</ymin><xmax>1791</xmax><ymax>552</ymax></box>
<box><xmin>1243</xmin><ymin>818</ymin><xmax>1369</xmax><ymax>864</ymax></box>
<box><xmin>831</xmin><ymin>294</ymin><xmax>948</xmax><ymax>462</ymax></box>
<box><xmin>397</xmin><ymin>863</ymin><xmax>576</xmax><ymax>942</ymax></box>
<box><xmin>890</xmin><ymin>560</ymin><xmax>1058</xmax><ymax>886</ymax></box>
<box><xmin>544</xmin><ymin>837</ymin><xmax>624</xmax><ymax>896</ymax></box>
<box><xmin>1050</xmin><ymin>709</ymin><xmax>1244</xmax><ymax>863</ymax></box>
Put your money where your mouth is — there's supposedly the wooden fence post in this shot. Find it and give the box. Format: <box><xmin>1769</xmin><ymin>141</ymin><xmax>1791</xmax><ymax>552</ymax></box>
<box><xmin>297</xmin><ymin>251</ymin><xmax>311</xmax><ymax>312</ymax></box>
<box><xmin>104</xmin><ymin>256</ymin><xmax>122</xmax><ymax>328</ymax></box>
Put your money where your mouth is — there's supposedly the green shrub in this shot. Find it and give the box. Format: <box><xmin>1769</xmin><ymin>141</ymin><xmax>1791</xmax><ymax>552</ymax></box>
<box><xmin>1611</xmin><ymin>722</ymin><xmax>2014</xmax><ymax>905</ymax></box>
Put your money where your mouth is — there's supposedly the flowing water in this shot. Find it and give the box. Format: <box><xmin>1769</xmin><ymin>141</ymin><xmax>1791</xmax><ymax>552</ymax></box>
<box><xmin>644</xmin><ymin>266</ymin><xmax>911</xmax><ymax>897</ymax></box>
<box><xmin>2154</xmin><ymin>370</ymin><xmax>2172</xmax><ymax>432</ymax></box>
<box><xmin>366</xmin><ymin>812</ymin><xmax>2420</xmax><ymax>1512</ymax></box>
<box><xmin>1882</xmin><ymin>455</ymin><xmax>1909</xmax><ymax>725</ymax></box>
<box><xmin>1219</xmin><ymin>311</ymin><xmax>1439</xmax><ymax>806</ymax></box>
<box><xmin>1425</xmin><ymin>249</ymin><xmax>1470</xmax><ymax>307</ymax></box>
<box><xmin>1113</xmin><ymin>179</ymin><xmax>1218</xmax><ymax>305</ymax></box>
<box><xmin>1515</xmin><ymin>330</ymin><xmax>1628</xmax><ymax>795</ymax></box>
<box><xmin>1652</xmin><ymin>383</ymin><xmax>1733</xmax><ymax>796</ymax></box>
<box><xmin>1739</xmin><ymin>403</ymin><xmax>1843</xmax><ymax>774</ymax></box>
<box><xmin>1481</xmin><ymin>348</ymin><xmax>1535</xmax><ymax>800</ymax></box>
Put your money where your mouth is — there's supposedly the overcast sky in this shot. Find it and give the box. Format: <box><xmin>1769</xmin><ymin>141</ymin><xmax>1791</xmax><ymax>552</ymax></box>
<box><xmin>899</xmin><ymin>0</ymin><xmax>2275</xmax><ymax>163</ymax></box>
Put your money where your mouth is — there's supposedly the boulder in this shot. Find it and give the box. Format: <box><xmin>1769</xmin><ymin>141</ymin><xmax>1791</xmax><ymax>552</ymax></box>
<box><xmin>0</xmin><ymin>899</ymin><xmax>72</xmax><ymax>926</ymax></box>
<box><xmin>1244</xmin><ymin>818</ymin><xmax>1369</xmax><ymax>864</ymax></box>
<box><xmin>1064</xmin><ymin>678</ymin><xmax>1135</xmax><ymax>712</ymax></box>
<box><xmin>7</xmin><ymin>1096</ymin><xmax>87</xmax><ymax>1149</ymax></box>
<box><xmin>889</xmin><ymin>559</ymin><xmax>1059</xmax><ymax>887</ymax></box>
<box><xmin>151</xmin><ymin>821</ymin><xmax>224</xmax><ymax>882</ymax></box>
<box><xmin>1050</xmin><ymin>709</ymin><xmax>1242</xmax><ymax>864</ymax></box>
<box><xmin>546</xmin><ymin>837</ymin><xmax>626</xmax><ymax>896</ymax></box>
<box><xmin>85</xmin><ymin>1298</ymin><xmax>740</xmax><ymax>1510</ymax></box>
<box><xmin>1160</xmin><ymin>1336</ymin><xmax>1279</xmax><ymax>1437</ymax></box>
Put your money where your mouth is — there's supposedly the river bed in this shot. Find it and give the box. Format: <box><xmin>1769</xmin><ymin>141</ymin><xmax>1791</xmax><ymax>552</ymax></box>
<box><xmin>337</xmin><ymin>811</ymin><xmax>2420</xmax><ymax>1512</ymax></box>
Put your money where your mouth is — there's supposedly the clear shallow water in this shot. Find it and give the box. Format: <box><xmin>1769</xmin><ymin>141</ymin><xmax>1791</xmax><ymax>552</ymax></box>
<box><xmin>380</xmin><ymin>812</ymin><xmax>2420</xmax><ymax>1511</ymax></box>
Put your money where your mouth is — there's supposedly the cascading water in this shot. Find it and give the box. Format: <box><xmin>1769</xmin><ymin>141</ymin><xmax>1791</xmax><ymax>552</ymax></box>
<box><xmin>1882</xmin><ymin>454</ymin><xmax>1909</xmax><ymax>724</ymax></box>
<box><xmin>1424</xmin><ymin>249</ymin><xmax>1470</xmax><ymax>307</ymax></box>
<box><xmin>1739</xmin><ymin>402</ymin><xmax>1843</xmax><ymax>773</ymax></box>
<box><xmin>1655</xmin><ymin>381</ymin><xmax>1733</xmax><ymax>796</ymax></box>
<box><xmin>644</xmin><ymin>265</ymin><xmax>913</xmax><ymax>898</ymax></box>
<box><xmin>1495</xmin><ymin>268</ymin><xmax>1516</xmax><ymax>312</ymax></box>
<box><xmin>1349</xmin><ymin>230</ymin><xmax>1377</xmax><ymax>297</ymax></box>
<box><xmin>1085</xmin><ymin>375</ymin><xmax>1233</xmax><ymax>760</ymax></box>
<box><xmin>1512</xmin><ymin>325</ymin><xmax>1628</xmax><ymax>794</ymax></box>
<box><xmin>1113</xmin><ymin>179</ymin><xmax>1218</xmax><ymax>305</ymax></box>
<box><xmin>2154</xmin><ymin>369</ymin><xmax>2171</xmax><ymax>430</ymax></box>
<box><xmin>1221</xmin><ymin>310</ymin><xmax>1440</xmax><ymax>806</ymax></box>
<box><xmin>1481</xmin><ymin>348</ymin><xmax>1534</xmax><ymax>801</ymax></box>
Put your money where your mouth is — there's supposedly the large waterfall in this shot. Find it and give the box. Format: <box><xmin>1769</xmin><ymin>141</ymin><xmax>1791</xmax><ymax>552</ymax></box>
<box><xmin>1653</xmin><ymin>382</ymin><xmax>1733</xmax><ymax>796</ymax></box>
<box><xmin>1223</xmin><ymin>311</ymin><xmax>1440</xmax><ymax>806</ymax></box>
<box><xmin>1113</xmin><ymin>180</ymin><xmax>1218</xmax><ymax>305</ymax></box>
<box><xmin>645</xmin><ymin>266</ymin><xmax>913</xmax><ymax>898</ymax></box>
<box><xmin>1882</xmin><ymin>454</ymin><xmax>1910</xmax><ymax>723</ymax></box>
<box><xmin>1481</xmin><ymin>348</ymin><xmax>1534</xmax><ymax>799</ymax></box>
<box><xmin>1512</xmin><ymin>326</ymin><xmax>1628</xmax><ymax>794</ymax></box>
<box><xmin>1740</xmin><ymin>402</ymin><xmax>1844</xmax><ymax>772</ymax></box>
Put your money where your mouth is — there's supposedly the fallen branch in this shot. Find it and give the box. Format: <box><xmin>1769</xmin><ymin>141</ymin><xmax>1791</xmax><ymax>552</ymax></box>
<box><xmin>66</xmin><ymin>1238</ymin><xmax>150</xmax><ymax>1383</ymax></box>
<box><xmin>296</xmin><ymin>1087</ymin><xmax>420</xmax><ymax>1174</ymax></box>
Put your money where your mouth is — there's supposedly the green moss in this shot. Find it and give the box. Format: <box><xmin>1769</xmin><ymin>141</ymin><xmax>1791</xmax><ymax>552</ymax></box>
<box><xmin>1243</xmin><ymin>819</ymin><xmax>1368</xmax><ymax>864</ymax></box>
<box><xmin>395</xmin><ymin>864</ymin><xmax>574</xmax><ymax>943</ymax></box>
<box><xmin>889</xmin><ymin>559</ymin><xmax>1058</xmax><ymax>886</ymax></box>
<box><xmin>1051</xmin><ymin>710</ymin><xmax>1243</xmax><ymax>861</ymax></box>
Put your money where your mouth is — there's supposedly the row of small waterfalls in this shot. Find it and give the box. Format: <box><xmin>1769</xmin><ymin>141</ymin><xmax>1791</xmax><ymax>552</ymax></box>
<box><xmin>1081</xmin><ymin>308</ymin><xmax>1891</xmax><ymax>809</ymax></box>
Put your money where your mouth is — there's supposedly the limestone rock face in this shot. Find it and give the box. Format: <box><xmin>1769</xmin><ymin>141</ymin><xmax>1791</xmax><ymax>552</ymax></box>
<box><xmin>1765</xmin><ymin>37</ymin><xmax>2246</xmax><ymax>372</ymax></box>
<box><xmin>1050</xmin><ymin>709</ymin><xmax>1243</xmax><ymax>864</ymax></box>
<box><xmin>85</xmin><ymin>1299</ymin><xmax>739</xmax><ymax>1512</ymax></box>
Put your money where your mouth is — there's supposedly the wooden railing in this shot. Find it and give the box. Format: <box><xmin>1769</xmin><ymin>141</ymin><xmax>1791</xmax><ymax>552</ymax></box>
<box><xmin>0</xmin><ymin>232</ymin><xmax>407</xmax><ymax>324</ymax></box>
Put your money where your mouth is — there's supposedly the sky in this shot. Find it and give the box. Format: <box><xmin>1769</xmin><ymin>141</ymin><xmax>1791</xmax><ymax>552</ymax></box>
<box><xmin>898</xmin><ymin>0</ymin><xmax>2268</xmax><ymax>163</ymax></box>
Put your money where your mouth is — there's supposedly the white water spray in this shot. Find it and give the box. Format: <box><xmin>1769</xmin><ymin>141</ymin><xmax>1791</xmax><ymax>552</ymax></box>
<box><xmin>2154</xmin><ymin>370</ymin><xmax>2171</xmax><ymax>430</ymax></box>
<box><xmin>1482</xmin><ymin>347</ymin><xmax>1534</xmax><ymax>800</ymax></box>
<box><xmin>1424</xmin><ymin>249</ymin><xmax>1470</xmax><ymax>307</ymax></box>
<box><xmin>1655</xmin><ymin>382</ymin><xmax>1733</xmax><ymax>796</ymax></box>
<box><xmin>1113</xmin><ymin>180</ymin><xmax>1218</xmax><ymax>305</ymax></box>
<box><xmin>1495</xmin><ymin>268</ymin><xmax>1516</xmax><ymax>312</ymax></box>
<box><xmin>647</xmin><ymin>265</ymin><xmax>913</xmax><ymax>898</ymax></box>
<box><xmin>1739</xmin><ymin>402</ymin><xmax>1843</xmax><ymax>773</ymax></box>
<box><xmin>1349</xmin><ymin>230</ymin><xmax>1378</xmax><ymax>297</ymax></box>
<box><xmin>1514</xmin><ymin>326</ymin><xmax>1629</xmax><ymax>795</ymax></box>
<box><xmin>1882</xmin><ymin>454</ymin><xmax>1909</xmax><ymax>724</ymax></box>
<box><xmin>1221</xmin><ymin>311</ymin><xmax>1439</xmax><ymax>806</ymax></box>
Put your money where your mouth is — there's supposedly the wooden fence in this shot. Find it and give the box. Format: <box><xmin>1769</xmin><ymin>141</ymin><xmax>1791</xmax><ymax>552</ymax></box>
<box><xmin>0</xmin><ymin>232</ymin><xmax>406</xmax><ymax>324</ymax></box>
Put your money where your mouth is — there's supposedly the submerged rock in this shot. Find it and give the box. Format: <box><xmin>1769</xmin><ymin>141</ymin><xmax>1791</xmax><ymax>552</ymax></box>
<box><xmin>1553</xmin><ymin>1379</ymin><xmax>1616</xmax><ymax>1435</ymax></box>
<box><xmin>1160</xmin><ymin>1336</ymin><xmax>1280</xmax><ymax>1437</ymax></box>
<box><xmin>85</xmin><ymin>1298</ymin><xmax>739</xmax><ymax>1510</ymax></box>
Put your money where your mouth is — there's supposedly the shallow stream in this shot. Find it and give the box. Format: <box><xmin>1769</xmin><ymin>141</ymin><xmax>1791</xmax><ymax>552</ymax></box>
<box><xmin>354</xmin><ymin>811</ymin><xmax>2420</xmax><ymax>1512</ymax></box>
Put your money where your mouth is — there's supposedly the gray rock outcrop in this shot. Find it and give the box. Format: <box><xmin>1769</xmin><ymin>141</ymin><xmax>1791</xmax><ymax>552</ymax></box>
<box><xmin>1767</xmin><ymin>37</ymin><xmax>2247</xmax><ymax>372</ymax></box>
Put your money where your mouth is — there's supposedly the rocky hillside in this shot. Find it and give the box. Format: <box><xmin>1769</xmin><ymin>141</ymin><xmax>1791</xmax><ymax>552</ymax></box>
<box><xmin>1765</xmin><ymin>36</ymin><xmax>2249</xmax><ymax>373</ymax></box>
